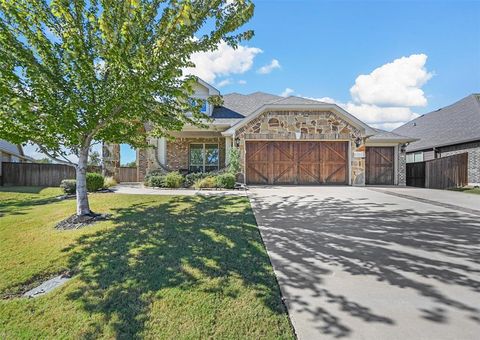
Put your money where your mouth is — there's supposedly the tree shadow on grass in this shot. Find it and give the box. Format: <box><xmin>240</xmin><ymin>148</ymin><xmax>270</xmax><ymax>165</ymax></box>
<box><xmin>0</xmin><ymin>187</ymin><xmax>60</xmax><ymax>217</ymax></box>
<box><xmin>63</xmin><ymin>195</ymin><xmax>288</xmax><ymax>338</ymax></box>
<box><xmin>250</xmin><ymin>192</ymin><xmax>480</xmax><ymax>338</ymax></box>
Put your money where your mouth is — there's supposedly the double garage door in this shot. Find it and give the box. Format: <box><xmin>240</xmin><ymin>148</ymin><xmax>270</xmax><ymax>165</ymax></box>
<box><xmin>246</xmin><ymin>141</ymin><xmax>348</xmax><ymax>185</ymax></box>
<box><xmin>246</xmin><ymin>141</ymin><xmax>395</xmax><ymax>185</ymax></box>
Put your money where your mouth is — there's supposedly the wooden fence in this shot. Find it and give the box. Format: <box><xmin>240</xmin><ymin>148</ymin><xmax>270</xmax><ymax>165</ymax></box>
<box><xmin>118</xmin><ymin>167</ymin><xmax>138</xmax><ymax>182</ymax></box>
<box><xmin>406</xmin><ymin>153</ymin><xmax>468</xmax><ymax>189</ymax></box>
<box><xmin>1</xmin><ymin>162</ymin><xmax>75</xmax><ymax>186</ymax></box>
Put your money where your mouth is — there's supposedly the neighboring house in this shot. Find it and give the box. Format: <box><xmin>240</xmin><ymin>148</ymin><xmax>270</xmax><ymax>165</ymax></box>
<box><xmin>393</xmin><ymin>94</ymin><xmax>480</xmax><ymax>186</ymax></box>
<box><xmin>0</xmin><ymin>139</ymin><xmax>32</xmax><ymax>183</ymax></box>
<box><xmin>103</xmin><ymin>79</ymin><xmax>415</xmax><ymax>186</ymax></box>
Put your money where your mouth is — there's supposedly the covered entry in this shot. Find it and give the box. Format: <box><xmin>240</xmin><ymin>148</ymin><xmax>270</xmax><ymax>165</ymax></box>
<box><xmin>366</xmin><ymin>147</ymin><xmax>394</xmax><ymax>185</ymax></box>
<box><xmin>246</xmin><ymin>141</ymin><xmax>348</xmax><ymax>185</ymax></box>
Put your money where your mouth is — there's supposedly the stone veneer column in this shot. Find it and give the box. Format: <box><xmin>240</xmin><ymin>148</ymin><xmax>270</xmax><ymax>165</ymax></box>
<box><xmin>137</xmin><ymin>148</ymin><xmax>148</xmax><ymax>182</ymax></box>
<box><xmin>102</xmin><ymin>143</ymin><xmax>120</xmax><ymax>180</ymax></box>
<box><xmin>397</xmin><ymin>145</ymin><xmax>407</xmax><ymax>186</ymax></box>
<box><xmin>351</xmin><ymin>141</ymin><xmax>366</xmax><ymax>186</ymax></box>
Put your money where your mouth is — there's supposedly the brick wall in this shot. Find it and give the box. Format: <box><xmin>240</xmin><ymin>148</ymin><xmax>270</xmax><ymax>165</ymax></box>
<box><xmin>439</xmin><ymin>141</ymin><xmax>480</xmax><ymax>185</ymax></box>
<box><xmin>165</xmin><ymin>137</ymin><xmax>226</xmax><ymax>171</ymax></box>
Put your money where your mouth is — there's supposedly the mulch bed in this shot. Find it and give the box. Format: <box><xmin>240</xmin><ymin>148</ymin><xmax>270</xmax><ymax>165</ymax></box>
<box><xmin>55</xmin><ymin>213</ymin><xmax>111</xmax><ymax>230</ymax></box>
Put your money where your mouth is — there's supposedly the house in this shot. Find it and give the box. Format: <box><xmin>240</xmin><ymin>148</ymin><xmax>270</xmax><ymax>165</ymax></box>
<box><xmin>103</xmin><ymin>79</ymin><xmax>415</xmax><ymax>186</ymax></box>
<box><xmin>0</xmin><ymin>139</ymin><xmax>32</xmax><ymax>183</ymax></box>
<box><xmin>393</xmin><ymin>94</ymin><xmax>480</xmax><ymax>186</ymax></box>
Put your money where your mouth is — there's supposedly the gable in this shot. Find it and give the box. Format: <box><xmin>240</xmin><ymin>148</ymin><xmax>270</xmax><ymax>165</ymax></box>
<box><xmin>236</xmin><ymin>110</ymin><xmax>363</xmax><ymax>140</ymax></box>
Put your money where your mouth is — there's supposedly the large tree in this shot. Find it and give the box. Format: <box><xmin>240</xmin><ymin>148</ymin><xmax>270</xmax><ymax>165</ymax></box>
<box><xmin>0</xmin><ymin>0</ymin><xmax>253</xmax><ymax>217</ymax></box>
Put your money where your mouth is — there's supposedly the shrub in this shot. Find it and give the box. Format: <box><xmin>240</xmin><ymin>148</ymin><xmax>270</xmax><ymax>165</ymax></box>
<box><xmin>195</xmin><ymin>176</ymin><xmax>217</xmax><ymax>189</ymax></box>
<box><xmin>86</xmin><ymin>172</ymin><xmax>105</xmax><ymax>192</ymax></box>
<box><xmin>147</xmin><ymin>175</ymin><xmax>166</xmax><ymax>188</ymax></box>
<box><xmin>228</xmin><ymin>147</ymin><xmax>241</xmax><ymax>175</ymax></box>
<box><xmin>104</xmin><ymin>176</ymin><xmax>117</xmax><ymax>188</ymax></box>
<box><xmin>184</xmin><ymin>172</ymin><xmax>211</xmax><ymax>187</ymax></box>
<box><xmin>216</xmin><ymin>173</ymin><xmax>235</xmax><ymax>189</ymax></box>
<box><xmin>164</xmin><ymin>171</ymin><xmax>184</xmax><ymax>188</ymax></box>
<box><xmin>60</xmin><ymin>179</ymin><xmax>76</xmax><ymax>194</ymax></box>
<box><xmin>144</xmin><ymin>169</ymin><xmax>166</xmax><ymax>185</ymax></box>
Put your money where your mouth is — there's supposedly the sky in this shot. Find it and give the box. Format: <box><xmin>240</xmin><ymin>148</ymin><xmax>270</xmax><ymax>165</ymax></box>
<box><xmin>24</xmin><ymin>0</ymin><xmax>480</xmax><ymax>163</ymax></box>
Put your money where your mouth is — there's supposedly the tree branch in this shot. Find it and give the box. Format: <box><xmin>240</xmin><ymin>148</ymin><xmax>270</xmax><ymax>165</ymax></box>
<box><xmin>35</xmin><ymin>144</ymin><xmax>77</xmax><ymax>166</ymax></box>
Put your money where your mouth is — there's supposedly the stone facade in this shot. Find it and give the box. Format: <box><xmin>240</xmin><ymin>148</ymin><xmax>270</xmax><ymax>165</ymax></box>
<box><xmin>165</xmin><ymin>137</ymin><xmax>226</xmax><ymax>172</ymax></box>
<box><xmin>439</xmin><ymin>141</ymin><xmax>480</xmax><ymax>185</ymax></box>
<box><xmin>102</xmin><ymin>143</ymin><xmax>120</xmax><ymax>179</ymax></box>
<box><xmin>397</xmin><ymin>147</ymin><xmax>407</xmax><ymax>186</ymax></box>
<box><xmin>235</xmin><ymin>110</ymin><xmax>366</xmax><ymax>185</ymax></box>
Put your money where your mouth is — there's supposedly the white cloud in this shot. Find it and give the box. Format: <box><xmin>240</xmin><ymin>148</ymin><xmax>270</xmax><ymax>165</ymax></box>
<box><xmin>216</xmin><ymin>79</ymin><xmax>232</xmax><ymax>88</ymax></box>
<box><xmin>237</xmin><ymin>79</ymin><xmax>247</xmax><ymax>85</ymax></box>
<box><xmin>257</xmin><ymin>59</ymin><xmax>281</xmax><ymax>74</ymax></box>
<box><xmin>350</xmin><ymin>54</ymin><xmax>432</xmax><ymax>107</ymax></box>
<box><xmin>184</xmin><ymin>41</ymin><xmax>262</xmax><ymax>83</ymax></box>
<box><xmin>303</xmin><ymin>54</ymin><xmax>433</xmax><ymax>130</ymax></box>
<box><xmin>280</xmin><ymin>87</ymin><xmax>294</xmax><ymax>97</ymax></box>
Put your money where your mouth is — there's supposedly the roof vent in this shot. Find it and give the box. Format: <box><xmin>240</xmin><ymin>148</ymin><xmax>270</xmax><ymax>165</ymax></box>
<box><xmin>413</xmin><ymin>122</ymin><xmax>417</xmax><ymax>126</ymax></box>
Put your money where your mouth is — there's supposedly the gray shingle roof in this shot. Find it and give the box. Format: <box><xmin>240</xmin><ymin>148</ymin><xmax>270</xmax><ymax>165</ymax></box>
<box><xmin>212</xmin><ymin>92</ymin><xmax>281</xmax><ymax>119</ymax></box>
<box><xmin>270</xmin><ymin>96</ymin><xmax>328</xmax><ymax>105</ymax></box>
<box><xmin>393</xmin><ymin>94</ymin><xmax>480</xmax><ymax>152</ymax></box>
<box><xmin>368</xmin><ymin>129</ymin><xmax>417</xmax><ymax>143</ymax></box>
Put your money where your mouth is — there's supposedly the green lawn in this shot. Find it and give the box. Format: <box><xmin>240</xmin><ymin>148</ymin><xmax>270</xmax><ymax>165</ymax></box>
<box><xmin>0</xmin><ymin>187</ymin><xmax>293</xmax><ymax>339</ymax></box>
<box><xmin>449</xmin><ymin>187</ymin><xmax>480</xmax><ymax>195</ymax></box>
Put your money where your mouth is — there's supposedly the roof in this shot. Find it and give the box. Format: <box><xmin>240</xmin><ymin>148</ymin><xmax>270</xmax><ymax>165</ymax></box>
<box><xmin>208</xmin><ymin>90</ymin><xmax>414</xmax><ymax>143</ymax></box>
<box><xmin>0</xmin><ymin>139</ymin><xmax>23</xmax><ymax>156</ymax></box>
<box><xmin>212</xmin><ymin>92</ymin><xmax>282</xmax><ymax>119</ymax></box>
<box><xmin>367</xmin><ymin>129</ymin><xmax>418</xmax><ymax>143</ymax></box>
<box><xmin>393</xmin><ymin>94</ymin><xmax>480</xmax><ymax>152</ymax></box>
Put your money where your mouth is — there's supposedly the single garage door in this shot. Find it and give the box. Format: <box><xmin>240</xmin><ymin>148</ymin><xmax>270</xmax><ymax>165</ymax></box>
<box><xmin>366</xmin><ymin>147</ymin><xmax>394</xmax><ymax>185</ymax></box>
<box><xmin>246</xmin><ymin>141</ymin><xmax>348</xmax><ymax>185</ymax></box>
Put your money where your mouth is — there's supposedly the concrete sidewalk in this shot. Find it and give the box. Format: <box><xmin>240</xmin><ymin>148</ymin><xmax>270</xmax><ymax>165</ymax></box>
<box><xmin>111</xmin><ymin>183</ymin><xmax>247</xmax><ymax>196</ymax></box>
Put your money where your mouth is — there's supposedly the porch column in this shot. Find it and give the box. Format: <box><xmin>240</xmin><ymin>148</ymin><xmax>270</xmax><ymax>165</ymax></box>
<box><xmin>225</xmin><ymin>136</ymin><xmax>232</xmax><ymax>167</ymax></box>
<box><xmin>158</xmin><ymin>137</ymin><xmax>167</xmax><ymax>166</ymax></box>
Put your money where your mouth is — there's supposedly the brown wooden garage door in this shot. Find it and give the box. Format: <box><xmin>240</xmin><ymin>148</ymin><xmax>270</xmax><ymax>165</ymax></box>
<box><xmin>246</xmin><ymin>141</ymin><xmax>348</xmax><ymax>185</ymax></box>
<box><xmin>366</xmin><ymin>147</ymin><xmax>394</xmax><ymax>185</ymax></box>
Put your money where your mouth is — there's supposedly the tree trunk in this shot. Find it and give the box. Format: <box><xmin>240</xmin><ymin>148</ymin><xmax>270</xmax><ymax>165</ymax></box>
<box><xmin>76</xmin><ymin>146</ymin><xmax>91</xmax><ymax>216</ymax></box>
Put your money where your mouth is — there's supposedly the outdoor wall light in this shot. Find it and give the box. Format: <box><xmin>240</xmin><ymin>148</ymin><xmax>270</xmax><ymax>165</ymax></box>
<box><xmin>235</xmin><ymin>137</ymin><xmax>240</xmax><ymax>147</ymax></box>
<box><xmin>354</xmin><ymin>137</ymin><xmax>362</xmax><ymax>147</ymax></box>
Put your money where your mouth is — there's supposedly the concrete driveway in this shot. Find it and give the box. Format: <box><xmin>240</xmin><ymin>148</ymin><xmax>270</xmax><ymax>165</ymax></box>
<box><xmin>249</xmin><ymin>186</ymin><xmax>480</xmax><ymax>340</ymax></box>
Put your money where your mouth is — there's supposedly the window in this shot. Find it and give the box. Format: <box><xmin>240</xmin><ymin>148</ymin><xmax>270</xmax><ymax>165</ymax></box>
<box><xmin>200</xmin><ymin>101</ymin><xmax>208</xmax><ymax>113</ymax></box>
<box><xmin>189</xmin><ymin>143</ymin><xmax>219</xmax><ymax>172</ymax></box>
<box><xmin>406</xmin><ymin>151</ymin><xmax>424</xmax><ymax>163</ymax></box>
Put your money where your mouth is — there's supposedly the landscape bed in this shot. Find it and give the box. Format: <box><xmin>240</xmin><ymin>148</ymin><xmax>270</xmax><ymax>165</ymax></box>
<box><xmin>0</xmin><ymin>187</ymin><xmax>293</xmax><ymax>339</ymax></box>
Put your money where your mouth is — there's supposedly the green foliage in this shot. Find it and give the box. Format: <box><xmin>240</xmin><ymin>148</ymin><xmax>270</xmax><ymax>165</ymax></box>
<box><xmin>88</xmin><ymin>151</ymin><xmax>101</xmax><ymax>167</ymax></box>
<box><xmin>164</xmin><ymin>171</ymin><xmax>184</xmax><ymax>188</ymax></box>
<box><xmin>36</xmin><ymin>157</ymin><xmax>52</xmax><ymax>164</ymax></box>
<box><xmin>122</xmin><ymin>161</ymin><xmax>137</xmax><ymax>168</ymax></box>
<box><xmin>216</xmin><ymin>173</ymin><xmax>236</xmax><ymax>189</ymax></box>
<box><xmin>104</xmin><ymin>176</ymin><xmax>117</xmax><ymax>188</ymax></box>
<box><xmin>0</xmin><ymin>0</ymin><xmax>254</xmax><ymax>213</ymax></box>
<box><xmin>60</xmin><ymin>179</ymin><xmax>76</xmax><ymax>194</ymax></box>
<box><xmin>184</xmin><ymin>172</ymin><xmax>211</xmax><ymax>187</ymax></box>
<box><xmin>195</xmin><ymin>176</ymin><xmax>217</xmax><ymax>189</ymax></box>
<box><xmin>147</xmin><ymin>175</ymin><xmax>166</xmax><ymax>188</ymax></box>
<box><xmin>86</xmin><ymin>173</ymin><xmax>104</xmax><ymax>192</ymax></box>
<box><xmin>0</xmin><ymin>0</ymin><xmax>254</xmax><ymax>151</ymax></box>
<box><xmin>228</xmin><ymin>147</ymin><xmax>241</xmax><ymax>174</ymax></box>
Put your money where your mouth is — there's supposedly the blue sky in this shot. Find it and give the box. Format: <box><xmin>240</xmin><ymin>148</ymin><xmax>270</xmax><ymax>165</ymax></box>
<box><xmin>24</xmin><ymin>0</ymin><xmax>480</xmax><ymax>163</ymax></box>
<box><xmin>216</xmin><ymin>0</ymin><xmax>480</xmax><ymax>106</ymax></box>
